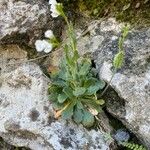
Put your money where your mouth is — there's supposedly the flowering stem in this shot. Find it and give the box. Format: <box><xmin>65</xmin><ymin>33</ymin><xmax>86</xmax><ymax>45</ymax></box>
<box><xmin>61</xmin><ymin>14</ymin><xmax>79</xmax><ymax>82</ymax></box>
<box><xmin>100</xmin><ymin>68</ymin><xmax>117</xmax><ymax>97</ymax></box>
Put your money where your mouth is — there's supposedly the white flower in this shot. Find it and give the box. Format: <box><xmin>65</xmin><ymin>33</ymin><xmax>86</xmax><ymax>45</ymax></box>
<box><xmin>45</xmin><ymin>30</ymin><xmax>54</xmax><ymax>39</ymax></box>
<box><xmin>35</xmin><ymin>40</ymin><xmax>53</xmax><ymax>53</ymax></box>
<box><xmin>43</xmin><ymin>41</ymin><xmax>53</xmax><ymax>53</ymax></box>
<box><xmin>49</xmin><ymin>1</ymin><xmax>61</xmax><ymax>18</ymax></box>
<box><xmin>35</xmin><ymin>40</ymin><xmax>46</xmax><ymax>52</ymax></box>
<box><xmin>49</xmin><ymin>0</ymin><xmax>57</xmax><ymax>5</ymax></box>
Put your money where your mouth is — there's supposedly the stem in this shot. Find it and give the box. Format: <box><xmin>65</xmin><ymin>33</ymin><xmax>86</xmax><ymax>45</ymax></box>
<box><xmin>63</xmin><ymin>14</ymin><xmax>79</xmax><ymax>82</ymax></box>
<box><xmin>54</xmin><ymin>102</ymin><xmax>70</xmax><ymax>119</ymax></box>
<box><xmin>1</xmin><ymin>54</ymin><xmax>50</xmax><ymax>65</ymax></box>
<box><xmin>100</xmin><ymin>69</ymin><xmax>117</xmax><ymax>97</ymax></box>
<box><xmin>64</xmin><ymin>15</ymin><xmax>77</xmax><ymax>52</ymax></box>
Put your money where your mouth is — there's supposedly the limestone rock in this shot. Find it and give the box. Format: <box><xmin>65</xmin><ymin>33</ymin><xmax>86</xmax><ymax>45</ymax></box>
<box><xmin>0</xmin><ymin>44</ymin><xmax>28</xmax><ymax>76</ymax></box>
<box><xmin>77</xmin><ymin>18</ymin><xmax>150</xmax><ymax>148</ymax></box>
<box><xmin>0</xmin><ymin>60</ymin><xmax>111</xmax><ymax>150</ymax></box>
<box><xmin>0</xmin><ymin>0</ymin><xmax>51</xmax><ymax>45</ymax></box>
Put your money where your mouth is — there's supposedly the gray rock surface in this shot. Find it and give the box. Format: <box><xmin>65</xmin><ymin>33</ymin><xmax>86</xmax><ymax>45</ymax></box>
<box><xmin>0</xmin><ymin>0</ymin><xmax>52</xmax><ymax>45</ymax></box>
<box><xmin>0</xmin><ymin>47</ymin><xmax>111</xmax><ymax>149</ymax></box>
<box><xmin>77</xmin><ymin>18</ymin><xmax>150</xmax><ymax>148</ymax></box>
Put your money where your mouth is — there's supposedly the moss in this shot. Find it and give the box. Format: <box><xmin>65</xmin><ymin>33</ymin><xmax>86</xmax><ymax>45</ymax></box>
<box><xmin>61</xmin><ymin>0</ymin><xmax>150</xmax><ymax>27</ymax></box>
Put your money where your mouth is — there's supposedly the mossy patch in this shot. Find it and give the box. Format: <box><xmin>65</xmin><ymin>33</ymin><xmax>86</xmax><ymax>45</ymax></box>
<box><xmin>62</xmin><ymin>0</ymin><xmax>150</xmax><ymax>27</ymax></box>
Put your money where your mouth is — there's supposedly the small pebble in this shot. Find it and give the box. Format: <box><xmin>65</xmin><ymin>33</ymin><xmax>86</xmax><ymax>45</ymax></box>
<box><xmin>135</xmin><ymin>3</ymin><xmax>140</xmax><ymax>9</ymax></box>
<box><xmin>113</xmin><ymin>129</ymin><xmax>130</xmax><ymax>142</ymax></box>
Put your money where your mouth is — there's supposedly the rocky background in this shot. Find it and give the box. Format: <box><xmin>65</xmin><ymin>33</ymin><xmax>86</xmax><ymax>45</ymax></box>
<box><xmin>0</xmin><ymin>0</ymin><xmax>150</xmax><ymax>150</ymax></box>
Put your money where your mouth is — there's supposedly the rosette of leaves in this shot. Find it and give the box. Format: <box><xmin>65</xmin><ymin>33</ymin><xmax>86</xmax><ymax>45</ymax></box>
<box><xmin>48</xmin><ymin>46</ymin><xmax>105</xmax><ymax>127</ymax></box>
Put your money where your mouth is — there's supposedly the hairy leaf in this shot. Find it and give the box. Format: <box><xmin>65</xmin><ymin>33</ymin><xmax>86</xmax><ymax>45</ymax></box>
<box><xmin>96</xmin><ymin>99</ymin><xmax>105</xmax><ymax>105</ymax></box>
<box><xmin>113</xmin><ymin>51</ymin><xmax>124</xmax><ymax>69</ymax></box>
<box><xmin>63</xmin><ymin>87</ymin><xmax>74</xmax><ymax>99</ymax></box>
<box><xmin>64</xmin><ymin>45</ymin><xmax>74</xmax><ymax>67</ymax></box>
<box><xmin>82</xmin><ymin>110</ymin><xmax>95</xmax><ymax>127</ymax></box>
<box><xmin>58</xmin><ymin>93</ymin><xmax>68</xmax><ymax>103</ymax></box>
<box><xmin>48</xmin><ymin>85</ymin><xmax>62</xmax><ymax>94</ymax></box>
<box><xmin>76</xmin><ymin>101</ymin><xmax>84</xmax><ymax>109</ymax></box>
<box><xmin>73</xmin><ymin>50</ymin><xmax>79</xmax><ymax>62</ymax></box>
<box><xmin>53</xmin><ymin>102</ymin><xmax>64</xmax><ymax>110</ymax></box>
<box><xmin>53</xmin><ymin>80</ymin><xmax>67</xmax><ymax>87</ymax></box>
<box><xmin>86</xmin><ymin>80</ymin><xmax>105</xmax><ymax>95</ymax></box>
<box><xmin>73</xmin><ymin>108</ymin><xmax>83</xmax><ymax>123</ymax></box>
<box><xmin>49</xmin><ymin>94</ymin><xmax>58</xmax><ymax>102</ymax></box>
<box><xmin>58</xmin><ymin>70</ymin><xmax>66</xmax><ymax>80</ymax></box>
<box><xmin>73</xmin><ymin>87</ymin><xmax>86</xmax><ymax>97</ymax></box>
<box><xmin>79</xmin><ymin>61</ymin><xmax>91</xmax><ymax>76</ymax></box>
<box><xmin>81</xmin><ymin>98</ymin><xmax>100</xmax><ymax>112</ymax></box>
<box><xmin>84</xmin><ymin>78</ymin><xmax>97</xmax><ymax>88</ymax></box>
<box><xmin>122</xmin><ymin>26</ymin><xmax>129</xmax><ymax>39</ymax></box>
<box><xmin>98</xmin><ymin>80</ymin><xmax>106</xmax><ymax>89</ymax></box>
<box><xmin>62</xmin><ymin>102</ymin><xmax>76</xmax><ymax>119</ymax></box>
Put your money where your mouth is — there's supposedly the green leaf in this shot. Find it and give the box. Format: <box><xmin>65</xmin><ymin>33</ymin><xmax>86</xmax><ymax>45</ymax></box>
<box><xmin>98</xmin><ymin>80</ymin><xmax>106</xmax><ymax>89</ymax></box>
<box><xmin>86</xmin><ymin>80</ymin><xmax>105</xmax><ymax>95</ymax></box>
<box><xmin>84</xmin><ymin>78</ymin><xmax>97</xmax><ymax>88</ymax></box>
<box><xmin>60</xmin><ymin>58</ymin><xmax>67</xmax><ymax>70</ymax></box>
<box><xmin>86</xmin><ymin>86</ymin><xmax>97</xmax><ymax>95</ymax></box>
<box><xmin>63</xmin><ymin>87</ymin><xmax>74</xmax><ymax>99</ymax></box>
<box><xmin>73</xmin><ymin>50</ymin><xmax>79</xmax><ymax>62</ymax></box>
<box><xmin>76</xmin><ymin>101</ymin><xmax>84</xmax><ymax>109</ymax></box>
<box><xmin>48</xmin><ymin>94</ymin><xmax>57</xmax><ymax>102</ymax></box>
<box><xmin>58</xmin><ymin>70</ymin><xmax>66</xmax><ymax>80</ymax></box>
<box><xmin>58</xmin><ymin>93</ymin><xmax>68</xmax><ymax>103</ymax></box>
<box><xmin>82</xmin><ymin>110</ymin><xmax>94</xmax><ymax>127</ymax></box>
<box><xmin>96</xmin><ymin>99</ymin><xmax>105</xmax><ymax>105</ymax></box>
<box><xmin>62</xmin><ymin>102</ymin><xmax>76</xmax><ymax>119</ymax></box>
<box><xmin>113</xmin><ymin>51</ymin><xmax>124</xmax><ymax>69</ymax></box>
<box><xmin>79</xmin><ymin>61</ymin><xmax>91</xmax><ymax>76</ymax></box>
<box><xmin>73</xmin><ymin>108</ymin><xmax>83</xmax><ymax>123</ymax></box>
<box><xmin>56</xmin><ymin>3</ymin><xmax>64</xmax><ymax>16</ymax></box>
<box><xmin>91</xmin><ymin>68</ymin><xmax>98</xmax><ymax>76</ymax></box>
<box><xmin>48</xmin><ymin>85</ymin><xmax>62</xmax><ymax>94</ymax></box>
<box><xmin>53</xmin><ymin>102</ymin><xmax>64</xmax><ymax>110</ymax></box>
<box><xmin>122</xmin><ymin>26</ymin><xmax>129</xmax><ymax>39</ymax></box>
<box><xmin>64</xmin><ymin>45</ymin><xmax>74</xmax><ymax>67</ymax></box>
<box><xmin>53</xmin><ymin>80</ymin><xmax>67</xmax><ymax>87</ymax></box>
<box><xmin>81</xmin><ymin>98</ymin><xmax>100</xmax><ymax>112</ymax></box>
<box><xmin>68</xmin><ymin>22</ymin><xmax>77</xmax><ymax>50</ymax></box>
<box><xmin>73</xmin><ymin>87</ymin><xmax>86</xmax><ymax>97</ymax></box>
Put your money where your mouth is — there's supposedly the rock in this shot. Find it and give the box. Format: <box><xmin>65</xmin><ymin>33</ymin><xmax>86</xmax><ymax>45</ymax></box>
<box><xmin>0</xmin><ymin>58</ymin><xmax>112</xmax><ymax>149</ymax></box>
<box><xmin>77</xmin><ymin>18</ymin><xmax>150</xmax><ymax>148</ymax></box>
<box><xmin>113</xmin><ymin>129</ymin><xmax>130</xmax><ymax>143</ymax></box>
<box><xmin>0</xmin><ymin>44</ymin><xmax>28</xmax><ymax>75</ymax></box>
<box><xmin>0</xmin><ymin>0</ymin><xmax>54</xmax><ymax>46</ymax></box>
<box><xmin>42</xmin><ymin>49</ymin><xmax>63</xmax><ymax>70</ymax></box>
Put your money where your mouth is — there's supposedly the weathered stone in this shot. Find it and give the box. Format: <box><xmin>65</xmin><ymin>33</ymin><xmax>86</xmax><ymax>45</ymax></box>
<box><xmin>0</xmin><ymin>44</ymin><xmax>27</xmax><ymax>75</ymax></box>
<box><xmin>0</xmin><ymin>0</ymin><xmax>53</xmax><ymax>46</ymax></box>
<box><xmin>77</xmin><ymin>18</ymin><xmax>150</xmax><ymax>148</ymax></box>
<box><xmin>0</xmin><ymin>59</ymin><xmax>112</xmax><ymax>150</ymax></box>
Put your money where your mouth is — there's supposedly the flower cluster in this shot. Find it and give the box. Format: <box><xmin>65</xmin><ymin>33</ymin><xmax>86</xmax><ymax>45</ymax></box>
<box><xmin>35</xmin><ymin>0</ymin><xmax>63</xmax><ymax>53</ymax></box>
<box><xmin>35</xmin><ymin>30</ymin><xmax>57</xmax><ymax>53</ymax></box>
<box><xmin>45</xmin><ymin>30</ymin><xmax>54</xmax><ymax>39</ymax></box>
<box><xmin>35</xmin><ymin>40</ymin><xmax>52</xmax><ymax>53</ymax></box>
<box><xmin>49</xmin><ymin>0</ymin><xmax>62</xmax><ymax>18</ymax></box>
